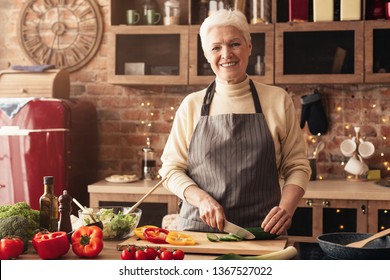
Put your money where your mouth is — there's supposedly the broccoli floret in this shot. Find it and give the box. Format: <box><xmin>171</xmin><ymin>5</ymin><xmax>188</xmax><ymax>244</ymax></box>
<box><xmin>0</xmin><ymin>216</ymin><xmax>38</xmax><ymax>251</ymax></box>
<box><xmin>0</xmin><ymin>202</ymin><xmax>39</xmax><ymax>229</ymax></box>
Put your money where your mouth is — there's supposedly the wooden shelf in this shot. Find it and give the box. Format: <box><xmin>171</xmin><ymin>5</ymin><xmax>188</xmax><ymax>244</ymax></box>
<box><xmin>107</xmin><ymin>0</ymin><xmax>390</xmax><ymax>85</ymax></box>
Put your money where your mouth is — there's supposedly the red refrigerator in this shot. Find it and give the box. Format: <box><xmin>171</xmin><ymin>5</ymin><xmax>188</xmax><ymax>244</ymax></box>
<box><xmin>0</xmin><ymin>98</ymin><xmax>98</xmax><ymax>212</ymax></box>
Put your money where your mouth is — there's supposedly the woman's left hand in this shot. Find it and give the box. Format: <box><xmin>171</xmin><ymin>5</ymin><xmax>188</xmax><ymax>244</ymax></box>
<box><xmin>261</xmin><ymin>206</ymin><xmax>292</xmax><ymax>235</ymax></box>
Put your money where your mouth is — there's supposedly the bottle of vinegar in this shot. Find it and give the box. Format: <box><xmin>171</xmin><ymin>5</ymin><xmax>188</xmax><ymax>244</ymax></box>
<box><xmin>39</xmin><ymin>176</ymin><xmax>59</xmax><ymax>231</ymax></box>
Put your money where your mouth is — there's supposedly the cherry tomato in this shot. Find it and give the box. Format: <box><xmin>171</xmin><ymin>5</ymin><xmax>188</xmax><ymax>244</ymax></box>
<box><xmin>159</xmin><ymin>250</ymin><xmax>173</xmax><ymax>260</ymax></box>
<box><xmin>144</xmin><ymin>247</ymin><xmax>158</xmax><ymax>260</ymax></box>
<box><xmin>157</xmin><ymin>247</ymin><xmax>168</xmax><ymax>259</ymax></box>
<box><xmin>135</xmin><ymin>249</ymin><xmax>148</xmax><ymax>260</ymax></box>
<box><xmin>172</xmin><ymin>249</ymin><xmax>185</xmax><ymax>260</ymax></box>
<box><xmin>121</xmin><ymin>249</ymin><xmax>135</xmax><ymax>260</ymax></box>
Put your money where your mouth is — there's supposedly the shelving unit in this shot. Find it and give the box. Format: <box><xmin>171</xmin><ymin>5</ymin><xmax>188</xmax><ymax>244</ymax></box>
<box><xmin>107</xmin><ymin>0</ymin><xmax>390</xmax><ymax>85</ymax></box>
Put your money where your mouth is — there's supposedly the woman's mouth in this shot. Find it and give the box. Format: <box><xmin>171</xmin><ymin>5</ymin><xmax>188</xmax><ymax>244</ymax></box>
<box><xmin>220</xmin><ymin>62</ymin><xmax>238</xmax><ymax>67</ymax></box>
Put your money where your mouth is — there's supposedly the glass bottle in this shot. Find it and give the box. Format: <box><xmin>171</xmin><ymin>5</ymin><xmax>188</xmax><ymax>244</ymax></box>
<box><xmin>254</xmin><ymin>55</ymin><xmax>265</xmax><ymax>75</ymax></box>
<box><xmin>250</xmin><ymin>0</ymin><xmax>271</xmax><ymax>24</ymax></box>
<box><xmin>199</xmin><ymin>0</ymin><xmax>209</xmax><ymax>23</ymax></box>
<box><xmin>39</xmin><ymin>176</ymin><xmax>58</xmax><ymax>231</ymax></box>
<box><xmin>142</xmin><ymin>138</ymin><xmax>157</xmax><ymax>180</ymax></box>
<box><xmin>164</xmin><ymin>0</ymin><xmax>180</xmax><ymax>25</ymax></box>
<box><xmin>58</xmin><ymin>190</ymin><xmax>72</xmax><ymax>233</ymax></box>
<box><xmin>366</xmin><ymin>0</ymin><xmax>385</xmax><ymax>20</ymax></box>
<box><xmin>141</xmin><ymin>0</ymin><xmax>158</xmax><ymax>25</ymax></box>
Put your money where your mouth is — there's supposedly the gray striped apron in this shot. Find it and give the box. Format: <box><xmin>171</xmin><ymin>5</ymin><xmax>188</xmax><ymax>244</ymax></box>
<box><xmin>178</xmin><ymin>80</ymin><xmax>281</xmax><ymax>232</ymax></box>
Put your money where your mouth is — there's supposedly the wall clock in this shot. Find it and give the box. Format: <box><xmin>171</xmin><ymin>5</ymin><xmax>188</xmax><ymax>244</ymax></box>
<box><xmin>17</xmin><ymin>0</ymin><xmax>104</xmax><ymax>72</ymax></box>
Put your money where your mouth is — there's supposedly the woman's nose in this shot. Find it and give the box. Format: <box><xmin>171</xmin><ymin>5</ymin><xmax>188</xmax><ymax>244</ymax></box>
<box><xmin>221</xmin><ymin>47</ymin><xmax>232</xmax><ymax>59</ymax></box>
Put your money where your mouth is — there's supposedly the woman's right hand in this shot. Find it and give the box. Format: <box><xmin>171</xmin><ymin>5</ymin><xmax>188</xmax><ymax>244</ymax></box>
<box><xmin>198</xmin><ymin>195</ymin><xmax>225</xmax><ymax>231</ymax></box>
<box><xmin>184</xmin><ymin>185</ymin><xmax>225</xmax><ymax>231</ymax></box>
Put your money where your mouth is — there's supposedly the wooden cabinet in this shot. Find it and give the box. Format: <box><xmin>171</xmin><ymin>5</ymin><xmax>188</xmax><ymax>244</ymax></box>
<box><xmin>289</xmin><ymin>198</ymin><xmax>367</xmax><ymax>242</ymax></box>
<box><xmin>107</xmin><ymin>0</ymin><xmax>390</xmax><ymax>85</ymax></box>
<box><xmin>364</xmin><ymin>20</ymin><xmax>390</xmax><ymax>83</ymax></box>
<box><xmin>275</xmin><ymin>21</ymin><xmax>364</xmax><ymax>84</ymax></box>
<box><xmin>288</xmin><ymin>180</ymin><xmax>390</xmax><ymax>242</ymax></box>
<box><xmin>107</xmin><ymin>25</ymin><xmax>189</xmax><ymax>85</ymax></box>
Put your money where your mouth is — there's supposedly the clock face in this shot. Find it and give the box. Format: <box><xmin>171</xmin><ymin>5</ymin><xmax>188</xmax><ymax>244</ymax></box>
<box><xmin>18</xmin><ymin>0</ymin><xmax>103</xmax><ymax>72</ymax></box>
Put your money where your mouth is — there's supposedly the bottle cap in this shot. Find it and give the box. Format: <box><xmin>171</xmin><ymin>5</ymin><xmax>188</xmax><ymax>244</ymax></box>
<box><xmin>44</xmin><ymin>176</ymin><xmax>53</xmax><ymax>185</ymax></box>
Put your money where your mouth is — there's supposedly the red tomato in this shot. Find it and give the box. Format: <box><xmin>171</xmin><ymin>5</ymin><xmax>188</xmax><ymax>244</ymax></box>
<box><xmin>172</xmin><ymin>249</ymin><xmax>185</xmax><ymax>260</ymax></box>
<box><xmin>135</xmin><ymin>249</ymin><xmax>148</xmax><ymax>260</ymax></box>
<box><xmin>144</xmin><ymin>247</ymin><xmax>158</xmax><ymax>260</ymax></box>
<box><xmin>159</xmin><ymin>250</ymin><xmax>173</xmax><ymax>260</ymax></box>
<box><xmin>157</xmin><ymin>247</ymin><xmax>168</xmax><ymax>259</ymax></box>
<box><xmin>0</xmin><ymin>237</ymin><xmax>24</xmax><ymax>260</ymax></box>
<box><xmin>121</xmin><ymin>249</ymin><xmax>135</xmax><ymax>260</ymax></box>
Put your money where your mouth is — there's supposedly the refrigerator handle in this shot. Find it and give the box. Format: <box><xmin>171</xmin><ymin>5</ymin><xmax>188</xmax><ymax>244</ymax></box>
<box><xmin>0</xmin><ymin>126</ymin><xmax>68</xmax><ymax>136</ymax></box>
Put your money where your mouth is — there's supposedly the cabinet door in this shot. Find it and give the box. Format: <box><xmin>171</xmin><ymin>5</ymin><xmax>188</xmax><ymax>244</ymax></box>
<box><xmin>188</xmin><ymin>24</ymin><xmax>275</xmax><ymax>85</ymax></box>
<box><xmin>275</xmin><ymin>21</ymin><xmax>364</xmax><ymax>84</ymax></box>
<box><xmin>364</xmin><ymin>20</ymin><xmax>390</xmax><ymax>83</ymax></box>
<box><xmin>367</xmin><ymin>200</ymin><xmax>390</xmax><ymax>232</ymax></box>
<box><xmin>107</xmin><ymin>26</ymin><xmax>189</xmax><ymax>85</ymax></box>
<box><xmin>288</xmin><ymin>198</ymin><xmax>367</xmax><ymax>242</ymax></box>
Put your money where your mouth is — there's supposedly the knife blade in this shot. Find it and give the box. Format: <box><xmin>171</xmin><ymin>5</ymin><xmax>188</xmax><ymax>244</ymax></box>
<box><xmin>223</xmin><ymin>220</ymin><xmax>256</xmax><ymax>240</ymax></box>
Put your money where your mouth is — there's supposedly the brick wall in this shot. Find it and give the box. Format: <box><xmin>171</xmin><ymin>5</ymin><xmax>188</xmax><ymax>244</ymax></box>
<box><xmin>1</xmin><ymin>0</ymin><xmax>389</xmax><ymax>182</ymax></box>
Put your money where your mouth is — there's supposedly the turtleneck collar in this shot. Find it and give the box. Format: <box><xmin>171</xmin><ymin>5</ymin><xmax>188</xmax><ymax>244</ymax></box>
<box><xmin>215</xmin><ymin>76</ymin><xmax>251</xmax><ymax>97</ymax></box>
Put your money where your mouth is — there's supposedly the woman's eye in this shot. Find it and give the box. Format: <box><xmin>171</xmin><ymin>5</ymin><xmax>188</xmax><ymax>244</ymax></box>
<box><xmin>211</xmin><ymin>46</ymin><xmax>221</xmax><ymax>51</ymax></box>
<box><xmin>231</xmin><ymin>42</ymin><xmax>241</xmax><ymax>48</ymax></box>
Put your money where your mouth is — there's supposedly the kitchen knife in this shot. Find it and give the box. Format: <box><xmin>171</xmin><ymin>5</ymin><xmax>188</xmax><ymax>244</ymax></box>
<box><xmin>223</xmin><ymin>220</ymin><xmax>256</xmax><ymax>240</ymax></box>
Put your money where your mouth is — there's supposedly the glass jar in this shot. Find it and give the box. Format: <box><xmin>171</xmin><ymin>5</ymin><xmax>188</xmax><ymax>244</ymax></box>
<box><xmin>250</xmin><ymin>0</ymin><xmax>271</xmax><ymax>24</ymax></box>
<box><xmin>164</xmin><ymin>0</ymin><xmax>180</xmax><ymax>25</ymax></box>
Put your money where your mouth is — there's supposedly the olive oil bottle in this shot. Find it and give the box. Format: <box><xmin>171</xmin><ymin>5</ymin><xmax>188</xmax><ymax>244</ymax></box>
<box><xmin>39</xmin><ymin>176</ymin><xmax>58</xmax><ymax>231</ymax></box>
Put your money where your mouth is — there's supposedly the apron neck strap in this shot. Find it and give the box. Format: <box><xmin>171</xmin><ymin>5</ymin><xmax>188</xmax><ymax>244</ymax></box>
<box><xmin>201</xmin><ymin>79</ymin><xmax>263</xmax><ymax>116</ymax></box>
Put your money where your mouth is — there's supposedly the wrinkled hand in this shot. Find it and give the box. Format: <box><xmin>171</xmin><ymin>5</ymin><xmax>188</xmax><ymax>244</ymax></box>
<box><xmin>261</xmin><ymin>206</ymin><xmax>292</xmax><ymax>235</ymax></box>
<box><xmin>198</xmin><ymin>196</ymin><xmax>225</xmax><ymax>231</ymax></box>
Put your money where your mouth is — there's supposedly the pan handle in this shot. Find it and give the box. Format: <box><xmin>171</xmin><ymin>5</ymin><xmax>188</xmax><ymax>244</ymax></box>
<box><xmin>306</xmin><ymin>199</ymin><xmax>330</xmax><ymax>207</ymax></box>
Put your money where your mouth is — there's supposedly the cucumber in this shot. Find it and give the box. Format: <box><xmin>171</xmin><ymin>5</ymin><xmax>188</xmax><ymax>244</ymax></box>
<box><xmin>245</xmin><ymin>227</ymin><xmax>279</xmax><ymax>240</ymax></box>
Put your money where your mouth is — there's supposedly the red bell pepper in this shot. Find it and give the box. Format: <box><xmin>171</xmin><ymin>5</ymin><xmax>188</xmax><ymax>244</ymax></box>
<box><xmin>143</xmin><ymin>227</ymin><xmax>169</xmax><ymax>244</ymax></box>
<box><xmin>32</xmin><ymin>231</ymin><xmax>70</xmax><ymax>259</ymax></box>
<box><xmin>71</xmin><ymin>225</ymin><xmax>103</xmax><ymax>258</ymax></box>
<box><xmin>0</xmin><ymin>236</ymin><xmax>24</xmax><ymax>260</ymax></box>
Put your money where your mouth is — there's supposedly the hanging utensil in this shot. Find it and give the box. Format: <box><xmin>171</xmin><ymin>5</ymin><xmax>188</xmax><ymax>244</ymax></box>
<box><xmin>346</xmin><ymin>228</ymin><xmax>390</xmax><ymax>248</ymax></box>
<box><xmin>125</xmin><ymin>177</ymin><xmax>167</xmax><ymax>214</ymax></box>
<box><xmin>313</xmin><ymin>141</ymin><xmax>325</xmax><ymax>159</ymax></box>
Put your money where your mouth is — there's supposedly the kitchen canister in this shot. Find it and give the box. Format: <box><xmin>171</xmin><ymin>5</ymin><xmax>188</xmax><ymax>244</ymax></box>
<box><xmin>289</xmin><ymin>0</ymin><xmax>309</xmax><ymax>22</ymax></box>
<box><xmin>313</xmin><ymin>0</ymin><xmax>334</xmax><ymax>22</ymax></box>
<box><xmin>340</xmin><ymin>0</ymin><xmax>361</xmax><ymax>21</ymax></box>
<box><xmin>164</xmin><ymin>0</ymin><xmax>180</xmax><ymax>25</ymax></box>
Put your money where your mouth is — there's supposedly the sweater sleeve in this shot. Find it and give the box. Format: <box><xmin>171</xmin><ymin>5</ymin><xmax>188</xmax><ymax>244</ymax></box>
<box><xmin>257</xmin><ymin>83</ymin><xmax>311</xmax><ymax>192</ymax></box>
<box><xmin>159</xmin><ymin>91</ymin><xmax>204</xmax><ymax>201</ymax></box>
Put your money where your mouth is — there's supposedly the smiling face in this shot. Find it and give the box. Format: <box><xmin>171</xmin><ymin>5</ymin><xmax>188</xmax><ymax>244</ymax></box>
<box><xmin>203</xmin><ymin>26</ymin><xmax>252</xmax><ymax>85</ymax></box>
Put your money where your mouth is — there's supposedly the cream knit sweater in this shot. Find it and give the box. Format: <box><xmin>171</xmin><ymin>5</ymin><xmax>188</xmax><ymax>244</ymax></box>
<box><xmin>159</xmin><ymin>77</ymin><xmax>311</xmax><ymax>201</ymax></box>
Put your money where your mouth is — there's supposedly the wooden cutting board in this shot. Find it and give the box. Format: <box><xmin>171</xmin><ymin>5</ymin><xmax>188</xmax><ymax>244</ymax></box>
<box><xmin>117</xmin><ymin>231</ymin><xmax>287</xmax><ymax>256</ymax></box>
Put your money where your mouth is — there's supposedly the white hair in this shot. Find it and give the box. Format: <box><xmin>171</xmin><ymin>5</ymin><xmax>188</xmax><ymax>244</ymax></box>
<box><xmin>199</xmin><ymin>9</ymin><xmax>251</xmax><ymax>52</ymax></box>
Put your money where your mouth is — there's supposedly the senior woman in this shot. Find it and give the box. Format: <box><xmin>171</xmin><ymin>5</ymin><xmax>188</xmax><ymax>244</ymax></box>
<box><xmin>159</xmin><ymin>9</ymin><xmax>311</xmax><ymax>235</ymax></box>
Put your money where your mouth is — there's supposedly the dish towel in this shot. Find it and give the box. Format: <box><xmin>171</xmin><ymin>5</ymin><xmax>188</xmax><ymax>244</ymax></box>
<box><xmin>11</xmin><ymin>64</ymin><xmax>55</xmax><ymax>72</ymax></box>
<box><xmin>0</xmin><ymin>98</ymin><xmax>35</xmax><ymax>118</ymax></box>
<box><xmin>300</xmin><ymin>89</ymin><xmax>329</xmax><ymax>135</ymax></box>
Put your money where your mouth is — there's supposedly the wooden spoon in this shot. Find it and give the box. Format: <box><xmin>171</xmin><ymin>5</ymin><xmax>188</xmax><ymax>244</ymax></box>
<box><xmin>125</xmin><ymin>177</ymin><xmax>167</xmax><ymax>214</ymax></box>
<box><xmin>346</xmin><ymin>228</ymin><xmax>390</xmax><ymax>248</ymax></box>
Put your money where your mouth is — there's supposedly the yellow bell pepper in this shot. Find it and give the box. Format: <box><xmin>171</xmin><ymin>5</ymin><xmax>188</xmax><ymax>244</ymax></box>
<box><xmin>134</xmin><ymin>225</ymin><xmax>158</xmax><ymax>240</ymax></box>
<box><xmin>165</xmin><ymin>231</ymin><xmax>196</xmax><ymax>246</ymax></box>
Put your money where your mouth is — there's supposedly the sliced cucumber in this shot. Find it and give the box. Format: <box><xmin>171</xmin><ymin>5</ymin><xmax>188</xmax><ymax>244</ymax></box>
<box><xmin>245</xmin><ymin>227</ymin><xmax>279</xmax><ymax>240</ymax></box>
<box><xmin>219</xmin><ymin>233</ymin><xmax>242</xmax><ymax>241</ymax></box>
<box><xmin>207</xmin><ymin>233</ymin><xmax>220</xmax><ymax>242</ymax></box>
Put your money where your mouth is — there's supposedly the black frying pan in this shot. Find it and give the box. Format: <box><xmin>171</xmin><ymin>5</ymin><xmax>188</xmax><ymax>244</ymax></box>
<box><xmin>317</xmin><ymin>232</ymin><xmax>390</xmax><ymax>260</ymax></box>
